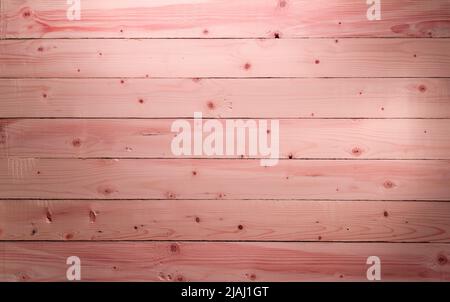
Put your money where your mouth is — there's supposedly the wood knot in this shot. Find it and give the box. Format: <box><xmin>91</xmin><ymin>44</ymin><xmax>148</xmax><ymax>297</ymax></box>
<box><xmin>89</xmin><ymin>210</ymin><xmax>97</xmax><ymax>223</ymax></box>
<box><xmin>176</xmin><ymin>275</ymin><xmax>185</xmax><ymax>282</ymax></box>
<box><xmin>23</xmin><ymin>10</ymin><xmax>31</xmax><ymax>18</ymax></box>
<box><xmin>31</xmin><ymin>228</ymin><xmax>38</xmax><ymax>236</ymax></box>
<box><xmin>37</xmin><ymin>47</ymin><xmax>44</xmax><ymax>52</ymax></box>
<box><xmin>166</xmin><ymin>192</ymin><xmax>176</xmax><ymax>199</ymax></box>
<box><xmin>383</xmin><ymin>180</ymin><xmax>395</xmax><ymax>189</ymax></box>
<box><xmin>195</xmin><ymin>217</ymin><xmax>201</xmax><ymax>223</ymax></box>
<box><xmin>98</xmin><ymin>186</ymin><xmax>115</xmax><ymax>196</ymax></box>
<box><xmin>437</xmin><ymin>254</ymin><xmax>448</xmax><ymax>266</ymax></box>
<box><xmin>170</xmin><ymin>243</ymin><xmax>179</xmax><ymax>253</ymax></box>
<box><xmin>351</xmin><ymin>147</ymin><xmax>362</xmax><ymax>156</ymax></box>
<box><xmin>19</xmin><ymin>273</ymin><xmax>31</xmax><ymax>281</ymax></box>
<box><xmin>418</xmin><ymin>84</ymin><xmax>427</xmax><ymax>93</ymax></box>
<box><xmin>64</xmin><ymin>233</ymin><xmax>74</xmax><ymax>240</ymax></box>
<box><xmin>318</xmin><ymin>236</ymin><xmax>322</xmax><ymax>240</ymax></box>
<box><xmin>72</xmin><ymin>138</ymin><xmax>82</xmax><ymax>147</ymax></box>
<box><xmin>46</xmin><ymin>209</ymin><xmax>53</xmax><ymax>223</ymax></box>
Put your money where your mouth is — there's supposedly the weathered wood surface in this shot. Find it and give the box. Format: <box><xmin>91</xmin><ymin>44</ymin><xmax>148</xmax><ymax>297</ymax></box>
<box><xmin>1</xmin><ymin>200</ymin><xmax>450</xmax><ymax>242</ymax></box>
<box><xmin>0</xmin><ymin>242</ymin><xmax>449</xmax><ymax>281</ymax></box>
<box><xmin>1</xmin><ymin>0</ymin><xmax>449</xmax><ymax>283</ymax></box>
<box><xmin>0</xmin><ymin>78</ymin><xmax>449</xmax><ymax>118</ymax></box>
<box><xmin>1</xmin><ymin>39</ymin><xmax>449</xmax><ymax>78</ymax></box>
<box><xmin>1</xmin><ymin>119</ymin><xmax>450</xmax><ymax>159</ymax></box>
<box><xmin>1</xmin><ymin>0</ymin><xmax>449</xmax><ymax>38</ymax></box>
<box><xmin>0</xmin><ymin>159</ymin><xmax>449</xmax><ymax>200</ymax></box>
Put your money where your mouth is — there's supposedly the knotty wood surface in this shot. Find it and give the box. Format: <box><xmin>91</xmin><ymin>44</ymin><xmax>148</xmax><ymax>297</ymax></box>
<box><xmin>0</xmin><ymin>0</ymin><xmax>449</xmax><ymax>281</ymax></box>
<box><xmin>1</xmin><ymin>39</ymin><xmax>449</xmax><ymax>78</ymax></box>
<box><xmin>1</xmin><ymin>0</ymin><xmax>449</xmax><ymax>38</ymax></box>
<box><xmin>1</xmin><ymin>200</ymin><xmax>449</xmax><ymax>242</ymax></box>
<box><xmin>2</xmin><ymin>119</ymin><xmax>450</xmax><ymax>159</ymax></box>
<box><xmin>0</xmin><ymin>78</ymin><xmax>449</xmax><ymax>118</ymax></box>
<box><xmin>1</xmin><ymin>242</ymin><xmax>449</xmax><ymax>281</ymax></box>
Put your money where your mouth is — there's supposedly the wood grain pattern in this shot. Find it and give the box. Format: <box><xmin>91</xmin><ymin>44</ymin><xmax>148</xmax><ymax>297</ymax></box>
<box><xmin>1</xmin><ymin>39</ymin><xmax>449</xmax><ymax>78</ymax></box>
<box><xmin>1</xmin><ymin>0</ymin><xmax>449</xmax><ymax>282</ymax></box>
<box><xmin>1</xmin><ymin>242</ymin><xmax>449</xmax><ymax>281</ymax></box>
<box><xmin>0</xmin><ymin>159</ymin><xmax>449</xmax><ymax>200</ymax></box>
<box><xmin>2</xmin><ymin>119</ymin><xmax>450</xmax><ymax>159</ymax></box>
<box><xmin>1</xmin><ymin>0</ymin><xmax>449</xmax><ymax>38</ymax></box>
<box><xmin>1</xmin><ymin>200</ymin><xmax>450</xmax><ymax>242</ymax></box>
<box><xmin>1</xmin><ymin>78</ymin><xmax>449</xmax><ymax>118</ymax></box>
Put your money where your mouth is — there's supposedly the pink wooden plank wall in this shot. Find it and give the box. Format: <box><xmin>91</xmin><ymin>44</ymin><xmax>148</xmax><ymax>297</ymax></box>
<box><xmin>0</xmin><ymin>0</ymin><xmax>449</xmax><ymax>282</ymax></box>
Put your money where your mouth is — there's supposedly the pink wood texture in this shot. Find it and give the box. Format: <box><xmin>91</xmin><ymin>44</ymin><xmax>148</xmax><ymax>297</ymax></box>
<box><xmin>1</xmin><ymin>119</ymin><xmax>450</xmax><ymax>159</ymax></box>
<box><xmin>0</xmin><ymin>78</ymin><xmax>448</xmax><ymax>118</ymax></box>
<box><xmin>0</xmin><ymin>242</ymin><xmax>448</xmax><ymax>281</ymax></box>
<box><xmin>1</xmin><ymin>0</ymin><xmax>449</xmax><ymax>38</ymax></box>
<box><xmin>0</xmin><ymin>39</ymin><xmax>449</xmax><ymax>78</ymax></box>
<box><xmin>1</xmin><ymin>200</ymin><xmax>450</xmax><ymax>242</ymax></box>
<box><xmin>1</xmin><ymin>0</ymin><xmax>449</xmax><ymax>282</ymax></box>
<box><xmin>0</xmin><ymin>159</ymin><xmax>449</xmax><ymax>200</ymax></box>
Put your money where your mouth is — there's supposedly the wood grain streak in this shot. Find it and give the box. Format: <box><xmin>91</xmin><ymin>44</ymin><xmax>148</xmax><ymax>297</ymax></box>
<box><xmin>2</xmin><ymin>0</ymin><xmax>449</xmax><ymax>38</ymax></box>
<box><xmin>1</xmin><ymin>119</ymin><xmax>450</xmax><ymax>159</ymax></box>
<box><xmin>0</xmin><ymin>159</ymin><xmax>449</xmax><ymax>200</ymax></box>
<box><xmin>1</xmin><ymin>200</ymin><xmax>450</xmax><ymax>242</ymax></box>
<box><xmin>1</xmin><ymin>242</ymin><xmax>449</xmax><ymax>281</ymax></box>
<box><xmin>1</xmin><ymin>39</ymin><xmax>449</xmax><ymax>77</ymax></box>
<box><xmin>0</xmin><ymin>78</ymin><xmax>449</xmax><ymax>118</ymax></box>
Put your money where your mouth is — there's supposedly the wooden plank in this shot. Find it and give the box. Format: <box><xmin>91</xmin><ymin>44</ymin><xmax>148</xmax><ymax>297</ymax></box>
<box><xmin>0</xmin><ymin>159</ymin><xmax>449</xmax><ymax>200</ymax></box>
<box><xmin>1</xmin><ymin>0</ymin><xmax>450</xmax><ymax>38</ymax></box>
<box><xmin>1</xmin><ymin>200</ymin><xmax>450</xmax><ymax>242</ymax></box>
<box><xmin>1</xmin><ymin>78</ymin><xmax>449</xmax><ymax>118</ymax></box>
<box><xmin>1</xmin><ymin>242</ymin><xmax>449</xmax><ymax>281</ymax></box>
<box><xmin>2</xmin><ymin>119</ymin><xmax>450</xmax><ymax>159</ymax></box>
<box><xmin>1</xmin><ymin>39</ymin><xmax>449</xmax><ymax>78</ymax></box>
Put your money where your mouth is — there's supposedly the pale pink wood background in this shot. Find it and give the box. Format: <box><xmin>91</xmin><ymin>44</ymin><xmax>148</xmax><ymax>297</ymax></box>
<box><xmin>0</xmin><ymin>0</ymin><xmax>449</xmax><ymax>281</ymax></box>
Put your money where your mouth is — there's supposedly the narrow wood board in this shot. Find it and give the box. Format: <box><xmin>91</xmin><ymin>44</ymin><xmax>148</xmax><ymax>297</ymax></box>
<box><xmin>0</xmin><ymin>78</ymin><xmax>449</xmax><ymax>118</ymax></box>
<box><xmin>0</xmin><ymin>159</ymin><xmax>449</xmax><ymax>200</ymax></box>
<box><xmin>1</xmin><ymin>200</ymin><xmax>450</xmax><ymax>242</ymax></box>
<box><xmin>1</xmin><ymin>0</ymin><xmax>449</xmax><ymax>38</ymax></box>
<box><xmin>1</xmin><ymin>119</ymin><xmax>450</xmax><ymax>159</ymax></box>
<box><xmin>1</xmin><ymin>242</ymin><xmax>449</xmax><ymax>281</ymax></box>
<box><xmin>1</xmin><ymin>39</ymin><xmax>449</xmax><ymax>77</ymax></box>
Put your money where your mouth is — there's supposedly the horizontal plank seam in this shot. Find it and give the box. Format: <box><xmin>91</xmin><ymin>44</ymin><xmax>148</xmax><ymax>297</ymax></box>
<box><xmin>0</xmin><ymin>198</ymin><xmax>449</xmax><ymax>202</ymax></box>
<box><xmin>1</xmin><ymin>157</ymin><xmax>449</xmax><ymax>160</ymax></box>
<box><xmin>2</xmin><ymin>37</ymin><xmax>450</xmax><ymax>40</ymax></box>
<box><xmin>2</xmin><ymin>77</ymin><xmax>450</xmax><ymax>80</ymax></box>
<box><xmin>3</xmin><ymin>117</ymin><xmax>450</xmax><ymax>120</ymax></box>
<box><xmin>1</xmin><ymin>240</ymin><xmax>450</xmax><ymax>244</ymax></box>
